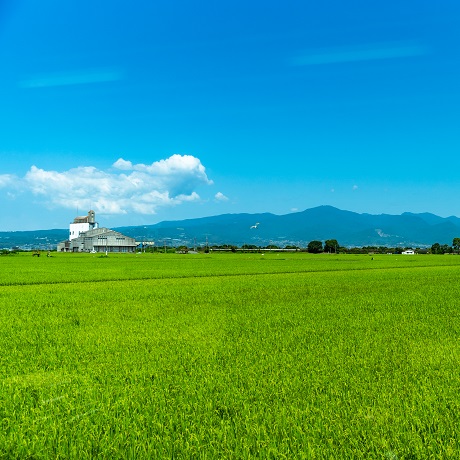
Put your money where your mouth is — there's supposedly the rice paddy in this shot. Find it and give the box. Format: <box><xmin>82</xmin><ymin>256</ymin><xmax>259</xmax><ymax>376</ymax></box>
<box><xmin>1</xmin><ymin>252</ymin><xmax>459</xmax><ymax>458</ymax></box>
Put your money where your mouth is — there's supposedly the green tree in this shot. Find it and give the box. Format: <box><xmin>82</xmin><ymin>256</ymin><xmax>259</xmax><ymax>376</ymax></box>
<box><xmin>307</xmin><ymin>240</ymin><xmax>323</xmax><ymax>253</ymax></box>
<box><xmin>324</xmin><ymin>239</ymin><xmax>339</xmax><ymax>253</ymax></box>
<box><xmin>442</xmin><ymin>244</ymin><xmax>452</xmax><ymax>254</ymax></box>
<box><xmin>453</xmin><ymin>237</ymin><xmax>460</xmax><ymax>254</ymax></box>
<box><xmin>430</xmin><ymin>243</ymin><xmax>451</xmax><ymax>254</ymax></box>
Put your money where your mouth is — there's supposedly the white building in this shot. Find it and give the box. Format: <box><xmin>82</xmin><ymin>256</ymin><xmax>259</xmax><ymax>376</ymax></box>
<box><xmin>69</xmin><ymin>210</ymin><xmax>97</xmax><ymax>240</ymax></box>
<box><xmin>57</xmin><ymin>211</ymin><xmax>138</xmax><ymax>253</ymax></box>
<box><xmin>402</xmin><ymin>250</ymin><xmax>415</xmax><ymax>255</ymax></box>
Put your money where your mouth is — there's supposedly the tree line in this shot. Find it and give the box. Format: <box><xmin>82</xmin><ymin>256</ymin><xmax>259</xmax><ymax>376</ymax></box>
<box><xmin>210</xmin><ymin>237</ymin><xmax>460</xmax><ymax>254</ymax></box>
<box><xmin>309</xmin><ymin>238</ymin><xmax>460</xmax><ymax>254</ymax></box>
<box><xmin>134</xmin><ymin>237</ymin><xmax>460</xmax><ymax>254</ymax></box>
<box><xmin>430</xmin><ymin>237</ymin><xmax>460</xmax><ymax>254</ymax></box>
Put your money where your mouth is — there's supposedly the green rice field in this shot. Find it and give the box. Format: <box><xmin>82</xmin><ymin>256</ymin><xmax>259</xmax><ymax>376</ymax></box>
<box><xmin>1</xmin><ymin>252</ymin><xmax>459</xmax><ymax>458</ymax></box>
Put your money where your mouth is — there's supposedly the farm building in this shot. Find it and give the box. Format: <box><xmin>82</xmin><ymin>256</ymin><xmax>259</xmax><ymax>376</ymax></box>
<box><xmin>69</xmin><ymin>210</ymin><xmax>97</xmax><ymax>240</ymax></box>
<box><xmin>57</xmin><ymin>211</ymin><xmax>137</xmax><ymax>253</ymax></box>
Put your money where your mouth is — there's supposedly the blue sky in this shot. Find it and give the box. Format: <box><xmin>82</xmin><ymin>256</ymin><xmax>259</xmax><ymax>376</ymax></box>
<box><xmin>1</xmin><ymin>0</ymin><xmax>459</xmax><ymax>231</ymax></box>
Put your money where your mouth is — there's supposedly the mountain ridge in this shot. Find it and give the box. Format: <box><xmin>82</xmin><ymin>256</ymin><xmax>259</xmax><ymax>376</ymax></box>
<box><xmin>115</xmin><ymin>205</ymin><xmax>460</xmax><ymax>248</ymax></box>
<box><xmin>1</xmin><ymin>206</ymin><xmax>459</xmax><ymax>249</ymax></box>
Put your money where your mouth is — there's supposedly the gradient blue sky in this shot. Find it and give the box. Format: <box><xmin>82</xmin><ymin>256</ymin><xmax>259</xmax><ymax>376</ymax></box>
<box><xmin>1</xmin><ymin>0</ymin><xmax>459</xmax><ymax>231</ymax></box>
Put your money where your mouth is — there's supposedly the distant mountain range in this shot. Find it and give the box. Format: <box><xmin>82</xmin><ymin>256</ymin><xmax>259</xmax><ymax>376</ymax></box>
<box><xmin>2</xmin><ymin>206</ymin><xmax>460</xmax><ymax>249</ymax></box>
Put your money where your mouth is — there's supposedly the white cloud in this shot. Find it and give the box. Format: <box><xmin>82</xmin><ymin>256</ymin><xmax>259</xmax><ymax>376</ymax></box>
<box><xmin>215</xmin><ymin>192</ymin><xmax>229</xmax><ymax>202</ymax></box>
<box><xmin>112</xmin><ymin>158</ymin><xmax>133</xmax><ymax>170</ymax></box>
<box><xmin>177</xmin><ymin>192</ymin><xmax>200</xmax><ymax>202</ymax></box>
<box><xmin>0</xmin><ymin>174</ymin><xmax>17</xmax><ymax>187</ymax></box>
<box><xmin>1</xmin><ymin>155</ymin><xmax>213</xmax><ymax>215</ymax></box>
<box><xmin>112</xmin><ymin>154</ymin><xmax>213</xmax><ymax>197</ymax></box>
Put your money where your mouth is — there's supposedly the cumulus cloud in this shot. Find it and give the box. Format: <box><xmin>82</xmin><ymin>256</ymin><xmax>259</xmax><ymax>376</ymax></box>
<box><xmin>112</xmin><ymin>158</ymin><xmax>133</xmax><ymax>170</ymax></box>
<box><xmin>113</xmin><ymin>154</ymin><xmax>213</xmax><ymax>197</ymax></box>
<box><xmin>1</xmin><ymin>155</ymin><xmax>213</xmax><ymax>215</ymax></box>
<box><xmin>215</xmin><ymin>192</ymin><xmax>229</xmax><ymax>202</ymax></box>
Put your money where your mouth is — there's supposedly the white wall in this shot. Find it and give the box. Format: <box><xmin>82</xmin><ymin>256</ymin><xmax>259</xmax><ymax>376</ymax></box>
<box><xmin>69</xmin><ymin>222</ymin><xmax>90</xmax><ymax>240</ymax></box>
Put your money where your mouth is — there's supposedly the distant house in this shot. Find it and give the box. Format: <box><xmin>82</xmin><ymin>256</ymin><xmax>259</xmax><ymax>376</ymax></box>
<box><xmin>402</xmin><ymin>250</ymin><xmax>415</xmax><ymax>255</ymax></box>
<box><xmin>57</xmin><ymin>211</ymin><xmax>137</xmax><ymax>253</ymax></box>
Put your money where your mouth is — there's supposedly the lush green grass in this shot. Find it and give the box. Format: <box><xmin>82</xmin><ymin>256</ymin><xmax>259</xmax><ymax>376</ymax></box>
<box><xmin>1</xmin><ymin>253</ymin><xmax>459</xmax><ymax>458</ymax></box>
<box><xmin>1</xmin><ymin>251</ymin><xmax>459</xmax><ymax>286</ymax></box>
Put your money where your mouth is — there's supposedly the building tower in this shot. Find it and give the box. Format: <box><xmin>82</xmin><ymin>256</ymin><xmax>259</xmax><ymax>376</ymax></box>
<box><xmin>69</xmin><ymin>210</ymin><xmax>98</xmax><ymax>240</ymax></box>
